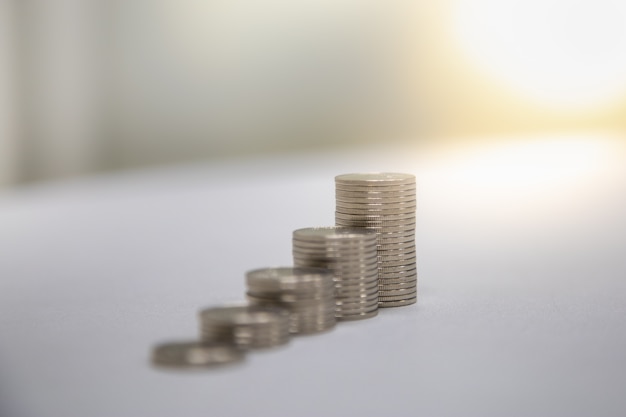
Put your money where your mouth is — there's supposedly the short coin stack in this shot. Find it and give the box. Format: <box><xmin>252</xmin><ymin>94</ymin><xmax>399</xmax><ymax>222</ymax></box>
<box><xmin>292</xmin><ymin>227</ymin><xmax>379</xmax><ymax>320</ymax></box>
<box><xmin>152</xmin><ymin>341</ymin><xmax>245</xmax><ymax>368</ymax></box>
<box><xmin>246</xmin><ymin>267</ymin><xmax>336</xmax><ymax>334</ymax></box>
<box><xmin>335</xmin><ymin>173</ymin><xmax>417</xmax><ymax>307</ymax></box>
<box><xmin>199</xmin><ymin>305</ymin><xmax>291</xmax><ymax>349</ymax></box>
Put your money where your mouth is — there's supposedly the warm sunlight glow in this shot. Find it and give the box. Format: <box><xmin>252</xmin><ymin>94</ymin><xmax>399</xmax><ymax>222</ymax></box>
<box><xmin>443</xmin><ymin>136</ymin><xmax>616</xmax><ymax>189</ymax></box>
<box><xmin>453</xmin><ymin>0</ymin><xmax>626</xmax><ymax>110</ymax></box>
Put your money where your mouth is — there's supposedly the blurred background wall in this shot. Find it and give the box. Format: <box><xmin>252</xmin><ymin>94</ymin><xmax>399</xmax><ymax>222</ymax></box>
<box><xmin>1</xmin><ymin>0</ymin><xmax>625</xmax><ymax>186</ymax></box>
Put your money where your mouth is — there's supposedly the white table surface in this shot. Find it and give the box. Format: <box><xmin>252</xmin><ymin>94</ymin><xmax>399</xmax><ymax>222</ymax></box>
<box><xmin>1</xmin><ymin>136</ymin><xmax>625</xmax><ymax>417</ymax></box>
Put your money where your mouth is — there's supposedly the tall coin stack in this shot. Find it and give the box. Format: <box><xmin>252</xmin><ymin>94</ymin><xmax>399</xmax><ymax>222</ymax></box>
<box><xmin>246</xmin><ymin>267</ymin><xmax>336</xmax><ymax>334</ymax></box>
<box><xmin>335</xmin><ymin>173</ymin><xmax>417</xmax><ymax>307</ymax></box>
<box><xmin>199</xmin><ymin>305</ymin><xmax>291</xmax><ymax>349</ymax></box>
<box><xmin>292</xmin><ymin>227</ymin><xmax>379</xmax><ymax>320</ymax></box>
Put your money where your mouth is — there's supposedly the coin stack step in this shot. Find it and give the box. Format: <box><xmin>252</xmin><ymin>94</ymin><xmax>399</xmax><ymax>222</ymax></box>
<box><xmin>199</xmin><ymin>305</ymin><xmax>291</xmax><ymax>349</ymax></box>
<box><xmin>152</xmin><ymin>341</ymin><xmax>245</xmax><ymax>368</ymax></box>
<box><xmin>335</xmin><ymin>173</ymin><xmax>417</xmax><ymax>307</ymax></box>
<box><xmin>292</xmin><ymin>227</ymin><xmax>379</xmax><ymax>321</ymax></box>
<box><xmin>246</xmin><ymin>267</ymin><xmax>336</xmax><ymax>334</ymax></box>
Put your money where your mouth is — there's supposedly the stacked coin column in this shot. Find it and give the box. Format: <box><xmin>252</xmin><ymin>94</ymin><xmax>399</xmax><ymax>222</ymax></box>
<box><xmin>199</xmin><ymin>305</ymin><xmax>291</xmax><ymax>349</ymax></box>
<box><xmin>292</xmin><ymin>227</ymin><xmax>379</xmax><ymax>320</ymax></box>
<box><xmin>246</xmin><ymin>267</ymin><xmax>336</xmax><ymax>334</ymax></box>
<box><xmin>335</xmin><ymin>173</ymin><xmax>417</xmax><ymax>307</ymax></box>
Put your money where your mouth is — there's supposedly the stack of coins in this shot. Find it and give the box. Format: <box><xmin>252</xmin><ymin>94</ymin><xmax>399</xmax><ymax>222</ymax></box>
<box><xmin>199</xmin><ymin>305</ymin><xmax>291</xmax><ymax>349</ymax></box>
<box><xmin>335</xmin><ymin>173</ymin><xmax>417</xmax><ymax>307</ymax></box>
<box><xmin>152</xmin><ymin>341</ymin><xmax>245</xmax><ymax>368</ymax></box>
<box><xmin>246</xmin><ymin>267</ymin><xmax>336</xmax><ymax>334</ymax></box>
<box><xmin>292</xmin><ymin>227</ymin><xmax>379</xmax><ymax>320</ymax></box>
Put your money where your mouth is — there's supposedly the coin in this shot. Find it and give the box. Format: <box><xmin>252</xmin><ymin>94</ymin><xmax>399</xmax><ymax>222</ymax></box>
<box><xmin>335</xmin><ymin>172</ymin><xmax>415</xmax><ymax>183</ymax></box>
<box><xmin>245</xmin><ymin>267</ymin><xmax>334</xmax><ymax>293</ymax></box>
<box><xmin>199</xmin><ymin>305</ymin><xmax>291</xmax><ymax>349</ymax></box>
<box><xmin>151</xmin><ymin>341</ymin><xmax>245</xmax><ymax>368</ymax></box>
<box><xmin>245</xmin><ymin>266</ymin><xmax>338</xmax><ymax>335</ymax></box>
<box><xmin>378</xmin><ymin>297</ymin><xmax>417</xmax><ymax>308</ymax></box>
<box><xmin>378</xmin><ymin>290</ymin><xmax>418</xmax><ymax>301</ymax></box>
<box><xmin>292</xmin><ymin>226</ymin><xmax>379</xmax><ymax>321</ymax></box>
<box><xmin>334</xmin><ymin>211</ymin><xmax>416</xmax><ymax>220</ymax></box>
<box><xmin>378</xmin><ymin>286</ymin><xmax>418</xmax><ymax>296</ymax></box>
<box><xmin>335</xmin><ymin>172</ymin><xmax>417</xmax><ymax>308</ymax></box>
<box><xmin>337</xmin><ymin>310</ymin><xmax>378</xmax><ymax>321</ymax></box>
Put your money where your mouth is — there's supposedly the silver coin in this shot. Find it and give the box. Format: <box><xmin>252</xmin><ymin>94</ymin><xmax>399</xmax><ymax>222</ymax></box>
<box><xmin>335</xmin><ymin>187</ymin><xmax>415</xmax><ymax>194</ymax></box>
<box><xmin>335</xmin><ymin>183</ymin><xmax>416</xmax><ymax>191</ymax></box>
<box><xmin>377</xmin><ymin>244</ymin><xmax>416</xmax><ymax>253</ymax></box>
<box><xmin>254</xmin><ymin>304</ymin><xmax>337</xmax><ymax>314</ymax></box>
<box><xmin>336</xmin><ymin>302</ymin><xmax>379</xmax><ymax>311</ymax></box>
<box><xmin>335</xmin><ymin>279</ymin><xmax>379</xmax><ymax>289</ymax></box>
<box><xmin>378</xmin><ymin>278</ymin><xmax>417</xmax><ymax>286</ymax></box>
<box><xmin>335</xmin><ymin>198</ymin><xmax>417</xmax><ymax>206</ymax></box>
<box><xmin>378</xmin><ymin>269</ymin><xmax>418</xmax><ymax>278</ymax></box>
<box><xmin>377</xmin><ymin>241</ymin><xmax>416</xmax><ymax>249</ymax></box>
<box><xmin>333</xmin><ymin>274</ymin><xmax>379</xmax><ymax>283</ymax></box>
<box><xmin>337</xmin><ymin>226</ymin><xmax>416</xmax><ymax>236</ymax></box>
<box><xmin>337</xmin><ymin>310</ymin><xmax>378</xmax><ymax>321</ymax></box>
<box><xmin>335</xmin><ymin>179</ymin><xmax>415</xmax><ymax>188</ymax></box>
<box><xmin>377</xmin><ymin>259</ymin><xmax>417</xmax><ymax>269</ymax></box>
<box><xmin>378</xmin><ymin>297</ymin><xmax>417</xmax><ymax>308</ymax></box>
<box><xmin>333</xmin><ymin>219</ymin><xmax>416</xmax><ymax>228</ymax></box>
<box><xmin>335</xmin><ymin>201</ymin><xmax>417</xmax><ymax>210</ymax></box>
<box><xmin>337</xmin><ymin>306</ymin><xmax>378</xmax><ymax>317</ymax></box>
<box><xmin>307</xmin><ymin>241</ymin><xmax>378</xmax><ymax>249</ymax></box>
<box><xmin>245</xmin><ymin>267</ymin><xmax>333</xmax><ymax>292</ymax></box>
<box><xmin>336</xmin><ymin>197</ymin><xmax>416</xmax><ymax>204</ymax></box>
<box><xmin>247</xmin><ymin>295</ymin><xmax>335</xmax><ymax>307</ymax></box>
<box><xmin>333</xmin><ymin>274</ymin><xmax>379</xmax><ymax>284</ymax></box>
<box><xmin>292</xmin><ymin>240</ymin><xmax>378</xmax><ymax>250</ymax></box>
<box><xmin>377</xmin><ymin>249</ymin><xmax>417</xmax><ymax>259</ymax></box>
<box><xmin>292</xmin><ymin>248</ymin><xmax>378</xmax><ymax>258</ymax></box>
<box><xmin>333</xmin><ymin>224</ymin><xmax>415</xmax><ymax>235</ymax></box>
<box><xmin>378</xmin><ymin>286</ymin><xmax>418</xmax><ymax>296</ymax></box>
<box><xmin>377</xmin><ymin>248</ymin><xmax>417</xmax><ymax>257</ymax></box>
<box><xmin>378</xmin><ymin>262</ymin><xmax>418</xmax><ymax>272</ymax></box>
<box><xmin>292</xmin><ymin>240</ymin><xmax>377</xmax><ymax>250</ymax></box>
<box><xmin>336</xmin><ymin>285</ymin><xmax>379</xmax><ymax>295</ymax></box>
<box><xmin>336</xmin><ymin>208</ymin><xmax>416</xmax><ymax>217</ymax></box>
<box><xmin>336</xmin><ymin>290</ymin><xmax>379</xmax><ymax>300</ymax></box>
<box><xmin>374</xmin><ymin>234</ymin><xmax>417</xmax><ymax>242</ymax></box>
<box><xmin>339</xmin><ymin>286</ymin><xmax>379</xmax><ymax>294</ymax></box>
<box><xmin>378</xmin><ymin>275</ymin><xmax>416</xmax><ymax>283</ymax></box>
<box><xmin>335</xmin><ymin>186</ymin><xmax>416</xmax><ymax>194</ymax></box>
<box><xmin>378</xmin><ymin>276</ymin><xmax>417</xmax><ymax>284</ymax></box>
<box><xmin>377</xmin><ymin>253</ymin><xmax>417</xmax><ymax>262</ymax></box>
<box><xmin>334</xmin><ymin>211</ymin><xmax>416</xmax><ymax>220</ymax></box>
<box><xmin>291</xmin><ymin>256</ymin><xmax>375</xmax><ymax>266</ymax></box>
<box><xmin>378</xmin><ymin>290</ymin><xmax>418</xmax><ymax>301</ymax></box>
<box><xmin>294</xmin><ymin>256</ymin><xmax>378</xmax><ymax>268</ymax></box>
<box><xmin>376</xmin><ymin>239</ymin><xmax>416</xmax><ymax>248</ymax></box>
<box><xmin>198</xmin><ymin>329</ymin><xmax>287</xmax><ymax>349</ymax></box>
<box><xmin>198</xmin><ymin>305</ymin><xmax>289</xmax><ymax>326</ymax></box>
<box><xmin>337</xmin><ymin>300</ymin><xmax>379</xmax><ymax>311</ymax></box>
<box><xmin>358</xmin><ymin>223</ymin><xmax>416</xmax><ymax>231</ymax></box>
<box><xmin>246</xmin><ymin>290</ymin><xmax>335</xmax><ymax>303</ymax></box>
<box><xmin>152</xmin><ymin>341</ymin><xmax>245</xmax><ymax>368</ymax></box>
<box><xmin>335</xmin><ymin>215</ymin><xmax>416</xmax><ymax>223</ymax></box>
<box><xmin>336</xmin><ymin>290</ymin><xmax>379</xmax><ymax>301</ymax></box>
<box><xmin>335</xmin><ymin>199</ymin><xmax>416</xmax><ymax>207</ymax></box>
<box><xmin>335</xmin><ymin>190</ymin><xmax>416</xmax><ymax>198</ymax></box>
<box><xmin>335</xmin><ymin>172</ymin><xmax>415</xmax><ymax>183</ymax></box>
<box><xmin>337</xmin><ymin>299</ymin><xmax>379</xmax><ymax>309</ymax></box>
